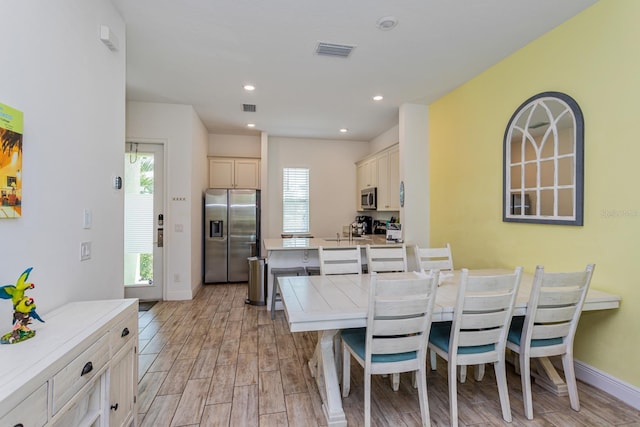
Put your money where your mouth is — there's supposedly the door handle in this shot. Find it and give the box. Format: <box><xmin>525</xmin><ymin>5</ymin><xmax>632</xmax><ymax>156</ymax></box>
<box><xmin>157</xmin><ymin>228</ymin><xmax>164</xmax><ymax>247</ymax></box>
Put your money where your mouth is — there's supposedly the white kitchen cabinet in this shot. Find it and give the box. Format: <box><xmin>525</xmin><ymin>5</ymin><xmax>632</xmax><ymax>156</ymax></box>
<box><xmin>356</xmin><ymin>157</ymin><xmax>377</xmax><ymax>190</ymax></box>
<box><xmin>377</xmin><ymin>145</ymin><xmax>400</xmax><ymax>211</ymax></box>
<box><xmin>356</xmin><ymin>144</ymin><xmax>399</xmax><ymax>211</ymax></box>
<box><xmin>208</xmin><ymin>157</ymin><xmax>260</xmax><ymax>189</ymax></box>
<box><xmin>0</xmin><ymin>299</ymin><xmax>138</xmax><ymax>427</ymax></box>
<box><xmin>356</xmin><ymin>157</ymin><xmax>378</xmax><ymax>210</ymax></box>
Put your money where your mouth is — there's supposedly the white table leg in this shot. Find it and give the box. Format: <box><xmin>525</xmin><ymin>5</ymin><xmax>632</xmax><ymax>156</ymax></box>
<box><xmin>532</xmin><ymin>357</ymin><xmax>569</xmax><ymax>396</ymax></box>
<box><xmin>308</xmin><ymin>329</ymin><xmax>347</xmax><ymax>427</ymax></box>
<box><xmin>506</xmin><ymin>350</ymin><xmax>568</xmax><ymax>396</ymax></box>
<box><xmin>308</xmin><ymin>332</ymin><xmax>321</xmax><ymax>378</ymax></box>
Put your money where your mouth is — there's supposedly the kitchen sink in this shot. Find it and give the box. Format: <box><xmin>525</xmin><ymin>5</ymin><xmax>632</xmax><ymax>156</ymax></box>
<box><xmin>323</xmin><ymin>236</ymin><xmax>371</xmax><ymax>242</ymax></box>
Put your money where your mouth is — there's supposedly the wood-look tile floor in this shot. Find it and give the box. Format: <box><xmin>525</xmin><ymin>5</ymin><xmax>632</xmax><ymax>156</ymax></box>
<box><xmin>137</xmin><ymin>283</ymin><xmax>640</xmax><ymax>426</ymax></box>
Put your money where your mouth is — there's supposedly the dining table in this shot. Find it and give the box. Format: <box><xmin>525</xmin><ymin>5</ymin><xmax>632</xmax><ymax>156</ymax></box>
<box><xmin>278</xmin><ymin>269</ymin><xmax>621</xmax><ymax>427</ymax></box>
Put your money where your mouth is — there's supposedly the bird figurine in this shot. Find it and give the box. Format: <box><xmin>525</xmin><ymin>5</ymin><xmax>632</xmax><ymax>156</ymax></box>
<box><xmin>1</xmin><ymin>296</ymin><xmax>44</xmax><ymax>344</ymax></box>
<box><xmin>1</xmin><ymin>268</ymin><xmax>43</xmax><ymax>345</ymax></box>
<box><xmin>0</xmin><ymin>267</ymin><xmax>35</xmax><ymax>307</ymax></box>
<box><xmin>13</xmin><ymin>296</ymin><xmax>45</xmax><ymax>326</ymax></box>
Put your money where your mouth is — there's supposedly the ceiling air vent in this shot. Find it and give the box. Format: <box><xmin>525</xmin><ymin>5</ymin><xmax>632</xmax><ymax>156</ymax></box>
<box><xmin>242</xmin><ymin>104</ymin><xmax>257</xmax><ymax>112</ymax></box>
<box><xmin>315</xmin><ymin>42</ymin><xmax>355</xmax><ymax>58</ymax></box>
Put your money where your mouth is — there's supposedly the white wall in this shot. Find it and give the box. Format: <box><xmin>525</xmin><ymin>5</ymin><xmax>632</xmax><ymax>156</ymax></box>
<box><xmin>266</xmin><ymin>137</ymin><xmax>369</xmax><ymax>238</ymax></box>
<box><xmin>0</xmin><ymin>0</ymin><xmax>126</xmax><ymax>323</ymax></box>
<box><xmin>399</xmin><ymin>104</ymin><xmax>430</xmax><ymax>247</ymax></box>
<box><xmin>126</xmin><ymin>102</ymin><xmax>208</xmax><ymax>300</ymax></box>
<box><xmin>209</xmin><ymin>134</ymin><xmax>260</xmax><ymax>157</ymax></box>
<box><xmin>190</xmin><ymin>112</ymin><xmax>209</xmax><ymax>296</ymax></box>
<box><xmin>369</xmin><ymin>125</ymin><xmax>399</xmax><ymax>154</ymax></box>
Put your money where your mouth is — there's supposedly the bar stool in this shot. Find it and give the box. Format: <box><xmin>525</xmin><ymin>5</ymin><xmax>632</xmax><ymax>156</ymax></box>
<box><xmin>270</xmin><ymin>266</ymin><xmax>307</xmax><ymax>319</ymax></box>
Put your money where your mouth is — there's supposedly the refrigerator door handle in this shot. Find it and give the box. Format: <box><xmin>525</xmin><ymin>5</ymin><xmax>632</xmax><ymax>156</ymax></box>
<box><xmin>210</xmin><ymin>220</ymin><xmax>224</xmax><ymax>238</ymax></box>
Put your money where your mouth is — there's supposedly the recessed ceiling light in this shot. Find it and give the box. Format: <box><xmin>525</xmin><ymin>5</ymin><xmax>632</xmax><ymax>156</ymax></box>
<box><xmin>373</xmin><ymin>95</ymin><xmax>384</xmax><ymax>101</ymax></box>
<box><xmin>243</xmin><ymin>84</ymin><xmax>255</xmax><ymax>91</ymax></box>
<box><xmin>340</xmin><ymin>128</ymin><xmax>348</xmax><ymax>133</ymax></box>
<box><xmin>376</xmin><ymin>16</ymin><xmax>398</xmax><ymax>31</ymax></box>
<box><xmin>247</xmin><ymin>123</ymin><xmax>256</xmax><ymax>128</ymax></box>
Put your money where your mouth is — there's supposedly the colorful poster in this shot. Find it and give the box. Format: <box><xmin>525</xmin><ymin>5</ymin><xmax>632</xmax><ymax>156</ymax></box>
<box><xmin>0</xmin><ymin>102</ymin><xmax>23</xmax><ymax>218</ymax></box>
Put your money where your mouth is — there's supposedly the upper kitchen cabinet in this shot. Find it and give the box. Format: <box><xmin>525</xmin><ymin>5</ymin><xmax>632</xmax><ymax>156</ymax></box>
<box><xmin>377</xmin><ymin>145</ymin><xmax>400</xmax><ymax>211</ymax></box>
<box><xmin>355</xmin><ymin>144</ymin><xmax>399</xmax><ymax>211</ymax></box>
<box><xmin>209</xmin><ymin>157</ymin><xmax>260</xmax><ymax>189</ymax></box>
<box><xmin>357</xmin><ymin>157</ymin><xmax>378</xmax><ymax>191</ymax></box>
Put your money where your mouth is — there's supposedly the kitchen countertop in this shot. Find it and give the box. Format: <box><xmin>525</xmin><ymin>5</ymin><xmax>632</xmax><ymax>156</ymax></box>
<box><xmin>263</xmin><ymin>235</ymin><xmax>402</xmax><ymax>251</ymax></box>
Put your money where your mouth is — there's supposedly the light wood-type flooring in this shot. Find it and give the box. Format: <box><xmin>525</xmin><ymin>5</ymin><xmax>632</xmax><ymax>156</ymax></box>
<box><xmin>137</xmin><ymin>283</ymin><xmax>640</xmax><ymax>426</ymax></box>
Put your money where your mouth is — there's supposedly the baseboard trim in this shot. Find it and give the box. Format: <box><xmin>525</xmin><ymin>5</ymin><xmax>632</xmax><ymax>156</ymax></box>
<box><xmin>575</xmin><ymin>359</ymin><xmax>640</xmax><ymax>409</ymax></box>
<box><xmin>165</xmin><ymin>289</ymin><xmax>194</xmax><ymax>300</ymax></box>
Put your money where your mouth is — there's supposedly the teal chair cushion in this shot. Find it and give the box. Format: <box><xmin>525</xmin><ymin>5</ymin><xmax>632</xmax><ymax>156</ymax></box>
<box><xmin>507</xmin><ymin>316</ymin><xmax>564</xmax><ymax>347</ymax></box>
<box><xmin>428</xmin><ymin>322</ymin><xmax>495</xmax><ymax>354</ymax></box>
<box><xmin>340</xmin><ymin>328</ymin><xmax>417</xmax><ymax>363</ymax></box>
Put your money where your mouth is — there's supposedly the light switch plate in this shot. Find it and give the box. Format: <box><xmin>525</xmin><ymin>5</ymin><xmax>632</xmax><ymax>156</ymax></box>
<box><xmin>80</xmin><ymin>241</ymin><xmax>92</xmax><ymax>261</ymax></box>
<box><xmin>83</xmin><ymin>209</ymin><xmax>92</xmax><ymax>229</ymax></box>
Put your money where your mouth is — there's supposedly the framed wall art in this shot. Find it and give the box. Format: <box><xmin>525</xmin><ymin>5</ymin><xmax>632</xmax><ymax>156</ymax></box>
<box><xmin>0</xmin><ymin>102</ymin><xmax>23</xmax><ymax>219</ymax></box>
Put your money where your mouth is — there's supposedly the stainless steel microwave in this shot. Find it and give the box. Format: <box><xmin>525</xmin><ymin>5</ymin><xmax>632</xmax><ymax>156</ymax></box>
<box><xmin>361</xmin><ymin>187</ymin><xmax>377</xmax><ymax>210</ymax></box>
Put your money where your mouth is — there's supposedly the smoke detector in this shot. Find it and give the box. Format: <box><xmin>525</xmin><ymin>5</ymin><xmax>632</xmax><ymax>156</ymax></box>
<box><xmin>376</xmin><ymin>16</ymin><xmax>398</xmax><ymax>31</ymax></box>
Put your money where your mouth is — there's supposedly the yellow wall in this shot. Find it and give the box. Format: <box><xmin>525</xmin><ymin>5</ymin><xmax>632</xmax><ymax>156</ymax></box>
<box><xmin>429</xmin><ymin>0</ymin><xmax>640</xmax><ymax>386</ymax></box>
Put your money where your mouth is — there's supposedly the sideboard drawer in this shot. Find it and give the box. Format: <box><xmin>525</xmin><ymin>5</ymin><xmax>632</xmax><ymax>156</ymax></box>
<box><xmin>0</xmin><ymin>382</ymin><xmax>48</xmax><ymax>427</ymax></box>
<box><xmin>52</xmin><ymin>333</ymin><xmax>109</xmax><ymax>414</ymax></box>
<box><xmin>110</xmin><ymin>312</ymin><xmax>136</xmax><ymax>355</ymax></box>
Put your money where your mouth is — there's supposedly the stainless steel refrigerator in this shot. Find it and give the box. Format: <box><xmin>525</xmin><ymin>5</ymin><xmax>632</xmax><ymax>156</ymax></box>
<box><xmin>203</xmin><ymin>189</ymin><xmax>260</xmax><ymax>283</ymax></box>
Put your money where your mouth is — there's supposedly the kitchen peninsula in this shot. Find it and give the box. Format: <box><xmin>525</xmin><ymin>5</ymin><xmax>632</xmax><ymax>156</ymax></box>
<box><xmin>262</xmin><ymin>236</ymin><xmax>403</xmax><ymax>312</ymax></box>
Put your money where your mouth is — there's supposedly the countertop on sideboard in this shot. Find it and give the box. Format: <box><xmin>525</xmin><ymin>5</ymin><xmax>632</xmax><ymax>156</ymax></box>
<box><xmin>263</xmin><ymin>235</ymin><xmax>403</xmax><ymax>251</ymax></box>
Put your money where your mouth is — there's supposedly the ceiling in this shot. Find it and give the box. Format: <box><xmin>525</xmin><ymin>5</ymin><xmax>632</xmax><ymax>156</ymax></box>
<box><xmin>111</xmin><ymin>0</ymin><xmax>597</xmax><ymax>142</ymax></box>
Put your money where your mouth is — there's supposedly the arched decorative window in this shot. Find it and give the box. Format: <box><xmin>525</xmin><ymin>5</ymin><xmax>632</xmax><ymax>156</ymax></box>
<box><xmin>503</xmin><ymin>92</ymin><xmax>584</xmax><ymax>225</ymax></box>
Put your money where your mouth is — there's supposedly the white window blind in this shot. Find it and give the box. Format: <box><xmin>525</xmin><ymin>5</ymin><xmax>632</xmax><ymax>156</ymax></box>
<box><xmin>282</xmin><ymin>168</ymin><xmax>309</xmax><ymax>233</ymax></box>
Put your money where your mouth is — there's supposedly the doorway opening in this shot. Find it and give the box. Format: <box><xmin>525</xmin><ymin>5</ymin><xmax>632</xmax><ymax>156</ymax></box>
<box><xmin>124</xmin><ymin>142</ymin><xmax>165</xmax><ymax>301</ymax></box>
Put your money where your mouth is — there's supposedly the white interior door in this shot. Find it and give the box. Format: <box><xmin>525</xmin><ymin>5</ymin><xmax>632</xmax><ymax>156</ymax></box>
<box><xmin>124</xmin><ymin>142</ymin><xmax>164</xmax><ymax>301</ymax></box>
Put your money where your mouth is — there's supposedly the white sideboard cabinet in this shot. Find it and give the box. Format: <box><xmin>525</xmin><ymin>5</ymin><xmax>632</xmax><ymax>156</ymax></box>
<box><xmin>0</xmin><ymin>299</ymin><xmax>138</xmax><ymax>427</ymax></box>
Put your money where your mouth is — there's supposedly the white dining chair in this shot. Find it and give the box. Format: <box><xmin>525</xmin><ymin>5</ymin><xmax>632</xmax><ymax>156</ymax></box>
<box><xmin>270</xmin><ymin>266</ymin><xmax>307</xmax><ymax>320</ymax></box>
<box><xmin>341</xmin><ymin>270</ymin><xmax>439</xmax><ymax>427</ymax></box>
<box><xmin>506</xmin><ymin>264</ymin><xmax>595</xmax><ymax>420</ymax></box>
<box><xmin>366</xmin><ymin>244</ymin><xmax>408</xmax><ymax>274</ymax></box>
<box><xmin>317</xmin><ymin>245</ymin><xmax>363</xmax><ymax>383</ymax></box>
<box><xmin>428</xmin><ymin>267</ymin><xmax>523</xmax><ymax>427</ymax></box>
<box><xmin>318</xmin><ymin>245</ymin><xmax>362</xmax><ymax>275</ymax></box>
<box><xmin>366</xmin><ymin>243</ymin><xmax>409</xmax><ymax>390</ymax></box>
<box><xmin>414</xmin><ymin>243</ymin><xmax>454</xmax><ymax>272</ymax></box>
<box><xmin>415</xmin><ymin>243</ymin><xmax>454</xmax><ymax>372</ymax></box>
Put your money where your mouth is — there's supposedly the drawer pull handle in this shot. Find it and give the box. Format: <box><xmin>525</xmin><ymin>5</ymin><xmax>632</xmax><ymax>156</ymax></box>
<box><xmin>81</xmin><ymin>361</ymin><xmax>93</xmax><ymax>376</ymax></box>
<box><xmin>14</xmin><ymin>424</ymin><xmax>24</xmax><ymax>427</ymax></box>
<box><xmin>121</xmin><ymin>327</ymin><xmax>130</xmax><ymax>337</ymax></box>
<box><xmin>111</xmin><ymin>403</ymin><xmax>119</xmax><ymax>411</ymax></box>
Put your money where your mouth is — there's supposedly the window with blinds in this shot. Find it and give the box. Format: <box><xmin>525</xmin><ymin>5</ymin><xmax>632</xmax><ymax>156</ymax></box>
<box><xmin>282</xmin><ymin>168</ymin><xmax>309</xmax><ymax>233</ymax></box>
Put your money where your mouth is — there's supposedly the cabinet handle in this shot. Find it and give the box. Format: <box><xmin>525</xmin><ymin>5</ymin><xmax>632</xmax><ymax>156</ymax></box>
<box><xmin>111</xmin><ymin>403</ymin><xmax>119</xmax><ymax>411</ymax></box>
<box><xmin>14</xmin><ymin>424</ymin><xmax>24</xmax><ymax>427</ymax></box>
<box><xmin>81</xmin><ymin>361</ymin><xmax>93</xmax><ymax>376</ymax></box>
<box><xmin>121</xmin><ymin>327</ymin><xmax>130</xmax><ymax>337</ymax></box>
